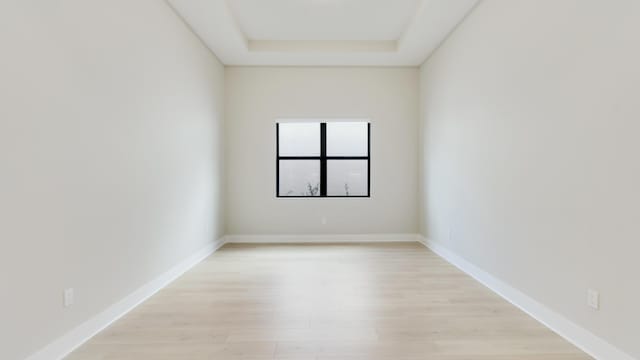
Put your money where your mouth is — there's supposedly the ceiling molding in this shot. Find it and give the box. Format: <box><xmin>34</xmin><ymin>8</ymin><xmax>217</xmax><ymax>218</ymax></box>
<box><xmin>248</xmin><ymin>40</ymin><xmax>398</xmax><ymax>53</ymax></box>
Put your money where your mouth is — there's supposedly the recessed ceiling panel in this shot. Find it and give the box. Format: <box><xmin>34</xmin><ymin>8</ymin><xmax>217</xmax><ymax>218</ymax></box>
<box><xmin>227</xmin><ymin>0</ymin><xmax>421</xmax><ymax>41</ymax></box>
<box><xmin>167</xmin><ymin>0</ymin><xmax>480</xmax><ymax>66</ymax></box>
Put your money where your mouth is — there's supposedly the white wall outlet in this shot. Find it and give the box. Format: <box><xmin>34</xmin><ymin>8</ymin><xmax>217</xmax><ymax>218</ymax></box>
<box><xmin>63</xmin><ymin>288</ymin><xmax>74</xmax><ymax>308</ymax></box>
<box><xmin>587</xmin><ymin>288</ymin><xmax>599</xmax><ymax>310</ymax></box>
<box><xmin>321</xmin><ymin>216</ymin><xmax>327</xmax><ymax>225</ymax></box>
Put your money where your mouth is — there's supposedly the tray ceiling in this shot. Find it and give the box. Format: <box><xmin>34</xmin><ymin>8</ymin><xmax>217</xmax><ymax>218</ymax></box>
<box><xmin>167</xmin><ymin>0</ymin><xmax>479</xmax><ymax>66</ymax></box>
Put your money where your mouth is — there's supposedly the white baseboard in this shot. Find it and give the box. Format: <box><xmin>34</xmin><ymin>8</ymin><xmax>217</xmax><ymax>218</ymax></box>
<box><xmin>225</xmin><ymin>233</ymin><xmax>422</xmax><ymax>244</ymax></box>
<box><xmin>26</xmin><ymin>237</ymin><xmax>227</xmax><ymax>360</ymax></box>
<box><xmin>418</xmin><ymin>236</ymin><xmax>636</xmax><ymax>360</ymax></box>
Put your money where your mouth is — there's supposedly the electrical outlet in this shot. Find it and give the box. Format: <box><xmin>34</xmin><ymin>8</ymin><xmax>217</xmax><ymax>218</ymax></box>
<box><xmin>587</xmin><ymin>288</ymin><xmax>599</xmax><ymax>310</ymax></box>
<box><xmin>63</xmin><ymin>288</ymin><xmax>74</xmax><ymax>308</ymax></box>
<box><xmin>321</xmin><ymin>216</ymin><xmax>327</xmax><ymax>225</ymax></box>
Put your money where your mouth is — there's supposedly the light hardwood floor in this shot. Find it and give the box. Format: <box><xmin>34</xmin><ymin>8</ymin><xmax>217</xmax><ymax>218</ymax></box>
<box><xmin>66</xmin><ymin>243</ymin><xmax>592</xmax><ymax>359</ymax></box>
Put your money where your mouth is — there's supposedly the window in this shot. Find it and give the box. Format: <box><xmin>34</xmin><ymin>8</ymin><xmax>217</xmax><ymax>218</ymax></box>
<box><xmin>277</xmin><ymin>121</ymin><xmax>370</xmax><ymax>197</ymax></box>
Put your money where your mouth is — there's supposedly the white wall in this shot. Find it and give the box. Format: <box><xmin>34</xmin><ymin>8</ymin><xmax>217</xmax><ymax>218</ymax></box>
<box><xmin>0</xmin><ymin>1</ymin><xmax>225</xmax><ymax>359</ymax></box>
<box><xmin>225</xmin><ymin>67</ymin><xmax>419</xmax><ymax>235</ymax></box>
<box><xmin>419</xmin><ymin>0</ymin><xmax>640</xmax><ymax>358</ymax></box>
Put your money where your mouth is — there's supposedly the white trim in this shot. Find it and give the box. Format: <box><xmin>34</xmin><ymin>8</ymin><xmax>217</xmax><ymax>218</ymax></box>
<box><xmin>418</xmin><ymin>236</ymin><xmax>636</xmax><ymax>360</ymax></box>
<box><xmin>25</xmin><ymin>237</ymin><xmax>227</xmax><ymax>360</ymax></box>
<box><xmin>225</xmin><ymin>233</ymin><xmax>422</xmax><ymax>244</ymax></box>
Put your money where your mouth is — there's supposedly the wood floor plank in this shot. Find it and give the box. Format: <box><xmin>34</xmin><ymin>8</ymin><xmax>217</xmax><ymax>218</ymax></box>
<box><xmin>66</xmin><ymin>242</ymin><xmax>592</xmax><ymax>359</ymax></box>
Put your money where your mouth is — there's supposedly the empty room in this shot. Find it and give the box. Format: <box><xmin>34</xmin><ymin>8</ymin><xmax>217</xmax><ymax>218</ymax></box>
<box><xmin>2</xmin><ymin>0</ymin><xmax>639</xmax><ymax>359</ymax></box>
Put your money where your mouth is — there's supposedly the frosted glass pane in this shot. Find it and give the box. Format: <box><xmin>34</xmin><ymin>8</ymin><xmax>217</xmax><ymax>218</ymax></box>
<box><xmin>327</xmin><ymin>160</ymin><xmax>368</xmax><ymax>196</ymax></box>
<box><xmin>278</xmin><ymin>123</ymin><xmax>320</xmax><ymax>156</ymax></box>
<box><xmin>326</xmin><ymin>122</ymin><xmax>368</xmax><ymax>156</ymax></box>
<box><xmin>279</xmin><ymin>160</ymin><xmax>321</xmax><ymax>196</ymax></box>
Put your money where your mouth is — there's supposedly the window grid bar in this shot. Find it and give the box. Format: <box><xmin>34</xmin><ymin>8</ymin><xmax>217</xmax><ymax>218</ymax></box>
<box><xmin>320</xmin><ymin>123</ymin><xmax>327</xmax><ymax>197</ymax></box>
<box><xmin>278</xmin><ymin>156</ymin><xmax>368</xmax><ymax>160</ymax></box>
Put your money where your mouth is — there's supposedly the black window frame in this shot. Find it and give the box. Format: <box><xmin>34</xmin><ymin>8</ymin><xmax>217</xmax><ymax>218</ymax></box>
<box><xmin>276</xmin><ymin>121</ymin><xmax>371</xmax><ymax>198</ymax></box>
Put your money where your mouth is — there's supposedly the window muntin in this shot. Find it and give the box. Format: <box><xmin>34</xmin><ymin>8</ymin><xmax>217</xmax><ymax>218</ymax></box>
<box><xmin>277</xmin><ymin>121</ymin><xmax>370</xmax><ymax>198</ymax></box>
